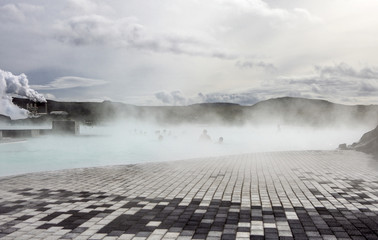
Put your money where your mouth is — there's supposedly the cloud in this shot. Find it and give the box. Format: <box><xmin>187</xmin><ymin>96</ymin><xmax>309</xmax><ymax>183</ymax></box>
<box><xmin>63</xmin><ymin>0</ymin><xmax>114</xmax><ymax>17</ymax></box>
<box><xmin>154</xmin><ymin>87</ymin><xmax>307</xmax><ymax>106</ymax></box>
<box><xmin>236</xmin><ymin>60</ymin><xmax>277</xmax><ymax>72</ymax></box>
<box><xmin>293</xmin><ymin>8</ymin><xmax>323</xmax><ymax>24</ymax></box>
<box><xmin>50</xmin><ymin>0</ymin><xmax>322</xmax><ymax>67</ymax></box>
<box><xmin>153</xmin><ymin>63</ymin><xmax>378</xmax><ymax>106</ymax></box>
<box><xmin>32</xmin><ymin>76</ymin><xmax>108</xmax><ymax>90</ymax></box>
<box><xmin>155</xmin><ymin>91</ymin><xmax>173</xmax><ymax>104</ymax></box>
<box><xmin>154</xmin><ymin>88</ymin><xmax>285</xmax><ymax>106</ymax></box>
<box><xmin>315</xmin><ymin>62</ymin><xmax>378</xmax><ymax>79</ymax></box>
<box><xmin>278</xmin><ymin>63</ymin><xmax>378</xmax><ymax>102</ymax></box>
<box><xmin>0</xmin><ymin>3</ymin><xmax>43</xmax><ymax>23</ymax></box>
<box><xmin>216</xmin><ymin>0</ymin><xmax>286</xmax><ymax>17</ymax></box>
<box><xmin>54</xmin><ymin>14</ymin><xmax>236</xmax><ymax>60</ymax></box>
<box><xmin>53</xmin><ymin>0</ymin><xmax>320</xmax><ymax>61</ymax></box>
<box><xmin>3</xmin><ymin>1</ymin><xmax>378</xmax><ymax>106</ymax></box>
<box><xmin>54</xmin><ymin>15</ymin><xmax>141</xmax><ymax>46</ymax></box>
<box><xmin>43</xmin><ymin>93</ymin><xmax>56</xmax><ymax>100</ymax></box>
<box><xmin>155</xmin><ymin>90</ymin><xmax>187</xmax><ymax>105</ymax></box>
<box><xmin>198</xmin><ymin>92</ymin><xmax>260</xmax><ymax>105</ymax></box>
<box><xmin>215</xmin><ymin>0</ymin><xmax>322</xmax><ymax>24</ymax></box>
<box><xmin>66</xmin><ymin>0</ymin><xmax>106</xmax><ymax>13</ymax></box>
<box><xmin>197</xmin><ymin>86</ymin><xmax>313</xmax><ymax>105</ymax></box>
<box><xmin>359</xmin><ymin>81</ymin><xmax>378</xmax><ymax>92</ymax></box>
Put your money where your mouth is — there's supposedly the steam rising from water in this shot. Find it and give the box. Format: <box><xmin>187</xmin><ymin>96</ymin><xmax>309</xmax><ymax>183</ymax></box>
<box><xmin>0</xmin><ymin>69</ymin><xmax>46</xmax><ymax>119</ymax></box>
<box><xmin>0</xmin><ymin>121</ymin><xmax>370</xmax><ymax>177</ymax></box>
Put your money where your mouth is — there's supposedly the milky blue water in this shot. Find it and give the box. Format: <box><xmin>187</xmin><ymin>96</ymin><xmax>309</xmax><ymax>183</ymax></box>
<box><xmin>0</xmin><ymin>123</ymin><xmax>369</xmax><ymax>177</ymax></box>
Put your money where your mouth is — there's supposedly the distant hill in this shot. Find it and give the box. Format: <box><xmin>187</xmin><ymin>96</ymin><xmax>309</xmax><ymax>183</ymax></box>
<box><xmin>9</xmin><ymin>97</ymin><xmax>378</xmax><ymax>127</ymax></box>
<box><xmin>247</xmin><ymin>97</ymin><xmax>378</xmax><ymax>126</ymax></box>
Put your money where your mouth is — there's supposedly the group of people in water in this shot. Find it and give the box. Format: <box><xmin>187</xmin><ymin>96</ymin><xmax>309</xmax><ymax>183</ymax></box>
<box><xmin>154</xmin><ymin>128</ymin><xmax>224</xmax><ymax>144</ymax></box>
<box><xmin>199</xmin><ymin>129</ymin><xmax>224</xmax><ymax>144</ymax></box>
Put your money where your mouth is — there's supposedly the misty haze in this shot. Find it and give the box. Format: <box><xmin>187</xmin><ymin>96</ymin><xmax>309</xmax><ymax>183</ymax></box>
<box><xmin>0</xmin><ymin>120</ymin><xmax>371</xmax><ymax>177</ymax></box>
<box><xmin>2</xmin><ymin>1</ymin><xmax>378</xmax><ymax>239</ymax></box>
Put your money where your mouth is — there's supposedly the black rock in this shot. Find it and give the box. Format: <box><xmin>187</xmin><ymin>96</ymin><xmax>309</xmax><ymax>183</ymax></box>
<box><xmin>338</xmin><ymin>143</ymin><xmax>348</xmax><ymax>150</ymax></box>
<box><xmin>351</xmin><ymin>125</ymin><xmax>378</xmax><ymax>156</ymax></box>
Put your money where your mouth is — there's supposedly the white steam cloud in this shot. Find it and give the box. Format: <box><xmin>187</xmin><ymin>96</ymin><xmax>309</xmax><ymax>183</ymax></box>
<box><xmin>0</xmin><ymin>69</ymin><xmax>46</xmax><ymax>119</ymax></box>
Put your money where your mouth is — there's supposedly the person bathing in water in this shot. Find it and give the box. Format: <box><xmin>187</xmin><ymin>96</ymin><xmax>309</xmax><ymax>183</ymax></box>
<box><xmin>199</xmin><ymin>129</ymin><xmax>211</xmax><ymax>141</ymax></box>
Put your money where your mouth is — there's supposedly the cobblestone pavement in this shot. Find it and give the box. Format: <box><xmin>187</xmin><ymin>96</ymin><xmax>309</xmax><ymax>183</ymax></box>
<box><xmin>1</xmin><ymin>150</ymin><xmax>378</xmax><ymax>240</ymax></box>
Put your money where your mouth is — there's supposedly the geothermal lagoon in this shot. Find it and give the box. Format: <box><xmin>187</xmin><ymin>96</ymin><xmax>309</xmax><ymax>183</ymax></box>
<box><xmin>0</xmin><ymin>122</ymin><xmax>369</xmax><ymax>177</ymax></box>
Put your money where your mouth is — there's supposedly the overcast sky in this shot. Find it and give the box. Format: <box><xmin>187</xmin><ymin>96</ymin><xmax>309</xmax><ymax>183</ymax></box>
<box><xmin>1</xmin><ymin>0</ymin><xmax>378</xmax><ymax>106</ymax></box>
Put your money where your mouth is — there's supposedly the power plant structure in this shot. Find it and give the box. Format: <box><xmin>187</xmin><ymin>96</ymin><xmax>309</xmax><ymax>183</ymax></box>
<box><xmin>0</xmin><ymin>120</ymin><xmax>80</xmax><ymax>140</ymax></box>
<box><xmin>1</xmin><ymin>98</ymin><xmax>79</xmax><ymax>139</ymax></box>
<box><xmin>26</xmin><ymin>102</ymin><xmax>48</xmax><ymax>117</ymax></box>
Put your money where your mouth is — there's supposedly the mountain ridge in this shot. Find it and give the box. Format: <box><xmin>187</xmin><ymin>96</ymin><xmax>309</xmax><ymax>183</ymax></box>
<box><xmin>8</xmin><ymin>96</ymin><xmax>378</xmax><ymax>126</ymax></box>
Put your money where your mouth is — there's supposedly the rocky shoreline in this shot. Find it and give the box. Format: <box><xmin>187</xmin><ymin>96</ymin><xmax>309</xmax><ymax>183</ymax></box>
<box><xmin>339</xmin><ymin>125</ymin><xmax>378</xmax><ymax>156</ymax></box>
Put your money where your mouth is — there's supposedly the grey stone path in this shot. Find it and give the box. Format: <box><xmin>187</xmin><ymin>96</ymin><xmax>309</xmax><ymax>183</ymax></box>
<box><xmin>1</xmin><ymin>150</ymin><xmax>378</xmax><ymax>240</ymax></box>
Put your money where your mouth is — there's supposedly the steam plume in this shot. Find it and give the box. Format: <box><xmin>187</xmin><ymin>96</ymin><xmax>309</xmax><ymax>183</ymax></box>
<box><xmin>0</xmin><ymin>69</ymin><xmax>46</xmax><ymax>119</ymax></box>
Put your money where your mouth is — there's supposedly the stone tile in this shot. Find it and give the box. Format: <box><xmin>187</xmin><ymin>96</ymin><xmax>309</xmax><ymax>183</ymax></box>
<box><xmin>0</xmin><ymin>151</ymin><xmax>377</xmax><ymax>239</ymax></box>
